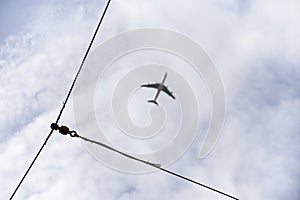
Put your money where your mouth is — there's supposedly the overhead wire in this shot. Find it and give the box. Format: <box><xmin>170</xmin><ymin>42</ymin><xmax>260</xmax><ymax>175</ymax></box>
<box><xmin>9</xmin><ymin>0</ymin><xmax>112</xmax><ymax>199</ymax></box>
<box><xmin>76</xmin><ymin>133</ymin><xmax>239</xmax><ymax>200</ymax></box>
<box><xmin>50</xmin><ymin>125</ymin><xmax>239</xmax><ymax>200</ymax></box>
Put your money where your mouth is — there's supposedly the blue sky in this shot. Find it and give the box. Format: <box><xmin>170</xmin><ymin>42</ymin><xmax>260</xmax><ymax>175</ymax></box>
<box><xmin>0</xmin><ymin>0</ymin><xmax>299</xmax><ymax>199</ymax></box>
<box><xmin>0</xmin><ymin>0</ymin><xmax>43</xmax><ymax>42</ymax></box>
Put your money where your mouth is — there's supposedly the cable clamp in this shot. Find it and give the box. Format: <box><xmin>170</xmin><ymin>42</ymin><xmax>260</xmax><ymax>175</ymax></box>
<box><xmin>50</xmin><ymin>123</ymin><xmax>78</xmax><ymax>137</ymax></box>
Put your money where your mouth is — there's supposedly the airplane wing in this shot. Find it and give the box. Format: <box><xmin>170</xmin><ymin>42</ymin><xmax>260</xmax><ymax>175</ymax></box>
<box><xmin>141</xmin><ymin>83</ymin><xmax>160</xmax><ymax>89</ymax></box>
<box><xmin>162</xmin><ymin>85</ymin><xmax>175</xmax><ymax>99</ymax></box>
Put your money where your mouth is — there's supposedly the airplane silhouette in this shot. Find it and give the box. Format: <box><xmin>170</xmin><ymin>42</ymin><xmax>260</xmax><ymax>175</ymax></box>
<box><xmin>141</xmin><ymin>72</ymin><xmax>175</xmax><ymax>105</ymax></box>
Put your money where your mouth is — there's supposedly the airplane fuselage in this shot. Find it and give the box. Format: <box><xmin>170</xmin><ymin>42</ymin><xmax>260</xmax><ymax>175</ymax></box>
<box><xmin>153</xmin><ymin>73</ymin><xmax>168</xmax><ymax>101</ymax></box>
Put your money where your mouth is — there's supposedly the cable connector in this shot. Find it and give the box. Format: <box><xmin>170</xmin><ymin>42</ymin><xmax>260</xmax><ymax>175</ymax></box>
<box><xmin>50</xmin><ymin>123</ymin><xmax>78</xmax><ymax>137</ymax></box>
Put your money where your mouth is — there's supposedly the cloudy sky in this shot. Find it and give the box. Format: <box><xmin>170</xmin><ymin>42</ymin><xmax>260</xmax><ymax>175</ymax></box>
<box><xmin>1</xmin><ymin>0</ymin><xmax>300</xmax><ymax>199</ymax></box>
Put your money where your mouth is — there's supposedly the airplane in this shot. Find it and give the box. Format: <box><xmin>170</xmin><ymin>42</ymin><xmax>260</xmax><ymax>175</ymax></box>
<box><xmin>141</xmin><ymin>72</ymin><xmax>175</xmax><ymax>105</ymax></box>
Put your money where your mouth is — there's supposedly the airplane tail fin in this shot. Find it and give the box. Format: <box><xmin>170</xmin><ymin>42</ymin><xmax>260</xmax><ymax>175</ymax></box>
<box><xmin>148</xmin><ymin>100</ymin><xmax>159</xmax><ymax>106</ymax></box>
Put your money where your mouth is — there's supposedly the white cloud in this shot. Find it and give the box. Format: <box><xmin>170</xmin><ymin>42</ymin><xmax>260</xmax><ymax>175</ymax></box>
<box><xmin>0</xmin><ymin>0</ymin><xmax>299</xmax><ymax>199</ymax></box>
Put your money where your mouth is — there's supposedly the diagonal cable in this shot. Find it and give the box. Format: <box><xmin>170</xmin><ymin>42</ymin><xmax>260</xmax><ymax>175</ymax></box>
<box><xmin>9</xmin><ymin>0</ymin><xmax>112</xmax><ymax>199</ymax></box>
<box><xmin>76</xmin><ymin>134</ymin><xmax>239</xmax><ymax>200</ymax></box>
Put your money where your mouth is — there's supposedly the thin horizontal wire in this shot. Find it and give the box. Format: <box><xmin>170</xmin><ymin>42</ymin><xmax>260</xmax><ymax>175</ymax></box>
<box><xmin>77</xmin><ymin>134</ymin><xmax>239</xmax><ymax>200</ymax></box>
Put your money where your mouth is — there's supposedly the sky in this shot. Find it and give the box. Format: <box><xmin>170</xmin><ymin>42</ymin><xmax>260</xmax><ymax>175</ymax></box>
<box><xmin>0</xmin><ymin>0</ymin><xmax>300</xmax><ymax>199</ymax></box>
